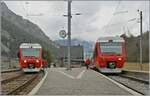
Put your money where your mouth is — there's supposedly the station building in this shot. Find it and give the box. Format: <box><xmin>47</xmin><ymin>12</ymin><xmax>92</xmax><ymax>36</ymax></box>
<box><xmin>59</xmin><ymin>45</ymin><xmax>84</xmax><ymax>67</ymax></box>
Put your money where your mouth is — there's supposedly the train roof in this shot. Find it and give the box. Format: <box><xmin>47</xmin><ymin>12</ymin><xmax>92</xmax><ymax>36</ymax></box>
<box><xmin>97</xmin><ymin>36</ymin><xmax>124</xmax><ymax>42</ymax></box>
<box><xmin>20</xmin><ymin>43</ymin><xmax>42</xmax><ymax>48</ymax></box>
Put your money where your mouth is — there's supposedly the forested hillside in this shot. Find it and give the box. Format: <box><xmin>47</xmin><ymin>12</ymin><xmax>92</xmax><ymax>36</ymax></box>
<box><xmin>121</xmin><ymin>31</ymin><xmax>149</xmax><ymax>62</ymax></box>
<box><xmin>1</xmin><ymin>2</ymin><xmax>60</xmax><ymax>61</ymax></box>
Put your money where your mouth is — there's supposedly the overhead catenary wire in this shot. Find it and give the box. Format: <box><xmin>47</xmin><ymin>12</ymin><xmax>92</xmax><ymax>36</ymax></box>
<box><xmin>20</xmin><ymin>1</ymin><xmax>68</xmax><ymax>17</ymax></box>
<box><xmin>20</xmin><ymin>1</ymin><xmax>29</xmax><ymax>18</ymax></box>
<box><xmin>19</xmin><ymin>1</ymin><xmax>108</xmax><ymax>17</ymax></box>
<box><xmin>71</xmin><ymin>14</ymin><xmax>83</xmax><ymax>34</ymax></box>
<box><xmin>104</xmin><ymin>0</ymin><xmax>122</xmax><ymax>33</ymax></box>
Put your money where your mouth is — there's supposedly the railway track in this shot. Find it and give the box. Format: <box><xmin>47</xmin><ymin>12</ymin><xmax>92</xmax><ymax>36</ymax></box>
<box><xmin>1</xmin><ymin>69</ymin><xmax>22</xmax><ymax>83</ymax></box>
<box><xmin>122</xmin><ymin>70</ymin><xmax>149</xmax><ymax>81</ymax></box>
<box><xmin>1</xmin><ymin>68</ymin><xmax>21</xmax><ymax>73</ymax></box>
<box><xmin>93</xmin><ymin>69</ymin><xmax>149</xmax><ymax>95</ymax></box>
<box><xmin>1</xmin><ymin>73</ymin><xmax>23</xmax><ymax>84</ymax></box>
<box><xmin>1</xmin><ymin>72</ymin><xmax>41</xmax><ymax>95</ymax></box>
<box><xmin>107</xmin><ymin>74</ymin><xmax>149</xmax><ymax>95</ymax></box>
<box><xmin>119</xmin><ymin>74</ymin><xmax>149</xmax><ymax>84</ymax></box>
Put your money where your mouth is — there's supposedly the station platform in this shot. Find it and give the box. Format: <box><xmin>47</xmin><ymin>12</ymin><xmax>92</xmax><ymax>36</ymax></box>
<box><xmin>35</xmin><ymin>68</ymin><xmax>132</xmax><ymax>95</ymax></box>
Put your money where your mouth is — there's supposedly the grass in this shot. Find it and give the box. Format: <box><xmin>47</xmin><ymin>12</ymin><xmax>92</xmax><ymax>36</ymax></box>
<box><xmin>123</xmin><ymin>62</ymin><xmax>149</xmax><ymax>71</ymax></box>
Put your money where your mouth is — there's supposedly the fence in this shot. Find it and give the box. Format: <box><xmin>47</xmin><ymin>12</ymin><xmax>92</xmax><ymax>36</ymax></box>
<box><xmin>1</xmin><ymin>57</ymin><xmax>20</xmax><ymax>71</ymax></box>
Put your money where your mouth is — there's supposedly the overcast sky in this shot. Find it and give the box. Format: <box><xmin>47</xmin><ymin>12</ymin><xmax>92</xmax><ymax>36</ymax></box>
<box><xmin>5</xmin><ymin>1</ymin><xmax>149</xmax><ymax>41</ymax></box>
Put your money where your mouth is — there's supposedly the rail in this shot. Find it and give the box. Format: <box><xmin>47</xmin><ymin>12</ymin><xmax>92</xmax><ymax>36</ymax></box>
<box><xmin>1</xmin><ymin>73</ymin><xmax>39</xmax><ymax>95</ymax></box>
<box><xmin>120</xmin><ymin>74</ymin><xmax>149</xmax><ymax>84</ymax></box>
<box><xmin>1</xmin><ymin>68</ymin><xmax>21</xmax><ymax>73</ymax></box>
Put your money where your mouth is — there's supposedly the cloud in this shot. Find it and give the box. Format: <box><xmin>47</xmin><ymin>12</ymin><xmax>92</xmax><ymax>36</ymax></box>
<box><xmin>5</xmin><ymin>1</ymin><xmax>149</xmax><ymax>41</ymax></box>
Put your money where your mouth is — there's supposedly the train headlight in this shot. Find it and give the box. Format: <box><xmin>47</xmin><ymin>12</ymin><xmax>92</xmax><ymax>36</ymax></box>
<box><xmin>24</xmin><ymin>60</ymin><xmax>27</xmax><ymax>63</ymax></box>
<box><xmin>118</xmin><ymin>58</ymin><xmax>122</xmax><ymax>61</ymax></box>
<box><xmin>36</xmin><ymin>60</ymin><xmax>39</xmax><ymax>63</ymax></box>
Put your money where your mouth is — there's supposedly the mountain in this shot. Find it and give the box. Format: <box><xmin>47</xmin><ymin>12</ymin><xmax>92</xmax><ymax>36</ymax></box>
<box><xmin>1</xmin><ymin>2</ymin><xmax>60</xmax><ymax>59</ymax></box>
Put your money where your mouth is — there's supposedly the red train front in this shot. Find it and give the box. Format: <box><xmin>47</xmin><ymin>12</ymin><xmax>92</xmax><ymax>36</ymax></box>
<box><xmin>93</xmin><ymin>37</ymin><xmax>126</xmax><ymax>73</ymax></box>
<box><xmin>19</xmin><ymin>43</ymin><xmax>42</xmax><ymax>72</ymax></box>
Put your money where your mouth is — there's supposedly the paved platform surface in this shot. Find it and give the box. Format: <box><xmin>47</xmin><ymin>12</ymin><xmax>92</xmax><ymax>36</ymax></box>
<box><xmin>36</xmin><ymin>68</ymin><xmax>131</xmax><ymax>95</ymax></box>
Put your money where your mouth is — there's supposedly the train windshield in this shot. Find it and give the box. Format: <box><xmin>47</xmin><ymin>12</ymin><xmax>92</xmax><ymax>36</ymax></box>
<box><xmin>100</xmin><ymin>42</ymin><xmax>122</xmax><ymax>54</ymax></box>
<box><xmin>22</xmin><ymin>48</ymin><xmax>40</xmax><ymax>57</ymax></box>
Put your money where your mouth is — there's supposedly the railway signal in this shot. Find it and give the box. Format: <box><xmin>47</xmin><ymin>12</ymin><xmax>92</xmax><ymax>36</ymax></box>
<box><xmin>59</xmin><ymin>30</ymin><xmax>67</xmax><ymax>38</ymax></box>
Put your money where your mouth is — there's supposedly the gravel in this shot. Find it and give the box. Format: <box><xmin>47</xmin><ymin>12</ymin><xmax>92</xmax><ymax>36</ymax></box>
<box><xmin>108</xmin><ymin>75</ymin><xmax>149</xmax><ymax>95</ymax></box>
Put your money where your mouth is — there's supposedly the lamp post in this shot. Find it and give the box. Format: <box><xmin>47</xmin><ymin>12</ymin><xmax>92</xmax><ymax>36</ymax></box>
<box><xmin>137</xmin><ymin>10</ymin><xmax>143</xmax><ymax>70</ymax></box>
<box><xmin>67</xmin><ymin>0</ymin><xmax>72</xmax><ymax>70</ymax></box>
<box><xmin>7</xmin><ymin>37</ymin><xmax>11</xmax><ymax>69</ymax></box>
<box><xmin>124</xmin><ymin>10</ymin><xmax>143</xmax><ymax>70</ymax></box>
<box><xmin>62</xmin><ymin>0</ymin><xmax>81</xmax><ymax>70</ymax></box>
<box><xmin>125</xmin><ymin>10</ymin><xmax>143</xmax><ymax>70</ymax></box>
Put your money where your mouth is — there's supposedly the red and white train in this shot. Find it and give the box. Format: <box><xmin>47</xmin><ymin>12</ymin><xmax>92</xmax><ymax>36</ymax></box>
<box><xmin>19</xmin><ymin>43</ymin><xmax>43</xmax><ymax>72</ymax></box>
<box><xmin>93</xmin><ymin>37</ymin><xmax>126</xmax><ymax>73</ymax></box>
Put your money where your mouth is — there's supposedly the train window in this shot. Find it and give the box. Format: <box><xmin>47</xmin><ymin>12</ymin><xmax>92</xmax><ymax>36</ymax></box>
<box><xmin>22</xmin><ymin>48</ymin><xmax>40</xmax><ymax>57</ymax></box>
<box><xmin>100</xmin><ymin>42</ymin><xmax>122</xmax><ymax>54</ymax></box>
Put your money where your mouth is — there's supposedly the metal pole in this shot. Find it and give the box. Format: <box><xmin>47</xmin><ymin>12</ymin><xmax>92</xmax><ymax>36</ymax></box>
<box><xmin>7</xmin><ymin>38</ymin><xmax>11</xmax><ymax>69</ymax></box>
<box><xmin>67</xmin><ymin>0</ymin><xmax>72</xmax><ymax>70</ymax></box>
<box><xmin>139</xmin><ymin>11</ymin><xmax>143</xmax><ymax>70</ymax></box>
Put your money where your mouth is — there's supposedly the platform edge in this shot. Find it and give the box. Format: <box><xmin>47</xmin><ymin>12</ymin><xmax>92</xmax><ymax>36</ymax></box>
<box><xmin>28</xmin><ymin>69</ymin><xmax>48</xmax><ymax>95</ymax></box>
